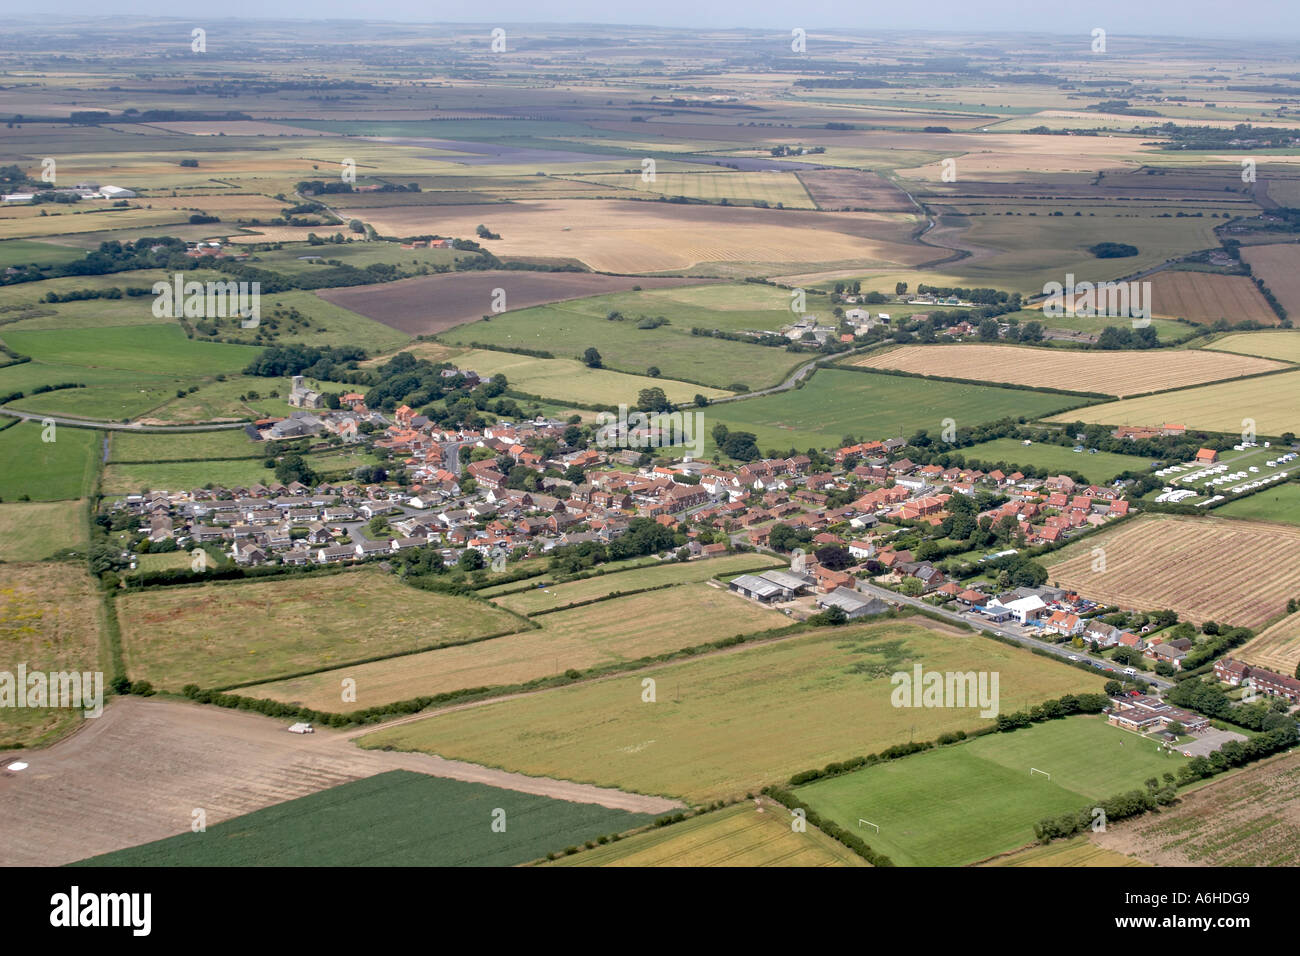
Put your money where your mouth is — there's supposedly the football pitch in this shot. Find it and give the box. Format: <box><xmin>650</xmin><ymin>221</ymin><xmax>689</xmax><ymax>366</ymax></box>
<box><xmin>795</xmin><ymin>717</ymin><xmax>1185</xmax><ymax>866</ymax></box>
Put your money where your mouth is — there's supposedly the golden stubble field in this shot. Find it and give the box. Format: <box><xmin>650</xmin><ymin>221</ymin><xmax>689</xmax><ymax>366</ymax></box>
<box><xmin>1045</xmin><ymin>368</ymin><xmax>1300</xmax><ymax>435</ymax></box>
<box><xmin>337</xmin><ymin>198</ymin><xmax>931</xmax><ymax>273</ymax></box>
<box><xmin>1238</xmin><ymin>612</ymin><xmax>1300</xmax><ymax>675</ymax></box>
<box><xmin>853</xmin><ymin>344</ymin><xmax>1287</xmax><ymax>397</ymax></box>
<box><xmin>1045</xmin><ymin>515</ymin><xmax>1300</xmax><ymax>630</ymax></box>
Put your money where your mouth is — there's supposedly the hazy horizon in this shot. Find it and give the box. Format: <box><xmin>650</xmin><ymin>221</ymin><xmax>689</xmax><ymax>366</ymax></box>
<box><xmin>4</xmin><ymin>2</ymin><xmax>1300</xmax><ymax>43</ymax></box>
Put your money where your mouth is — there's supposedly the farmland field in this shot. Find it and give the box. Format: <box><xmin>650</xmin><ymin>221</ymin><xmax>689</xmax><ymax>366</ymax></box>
<box><xmin>569</xmin><ymin>171</ymin><xmax>817</xmax><ymax>208</ymax></box>
<box><xmin>317</xmin><ymin>270</ymin><xmax>717</xmax><ymax>337</ymax></box>
<box><xmin>442</xmin><ymin>299</ymin><xmax>804</xmax><ymax>391</ymax></box>
<box><xmin>108</xmin><ymin>429</ymin><xmax>264</xmax><ymax>463</ymax></box>
<box><xmin>0</xmin><ymin>562</ymin><xmax>104</xmax><ymax>748</ymax></box>
<box><xmin>0</xmin><ymin>499</ymin><xmax>86</xmax><ymax>561</ymax></box>
<box><xmin>0</xmin><ymin>421</ymin><xmax>100</xmax><ymax>501</ymax></box>
<box><xmin>1094</xmin><ymin>751</ymin><xmax>1300</xmax><ymax>866</ymax></box>
<box><xmin>488</xmin><ymin>553</ymin><xmax>775</xmax><ymax>615</ymax></box>
<box><xmin>1206</xmin><ymin>329</ymin><xmax>1300</xmax><ymax>362</ymax></box>
<box><xmin>1045</xmin><ymin>514</ymin><xmax>1300</xmax><ymax>629</ymax></box>
<box><xmin>544</xmin><ymin>802</ymin><xmax>868</xmax><ymax>867</ymax></box>
<box><xmin>75</xmin><ymin>770</ymin><xmax>653</xmax><ymax>867</ymax></box>
<box><xmin>242</xmin><ymin>578</ymin><xmax>788</xmax><ymax>712</ymax></box>
<box><xmin>1237</xmin><ymin>612</ymin><xmax>1300</xmax><ymax>676</ymax></box>
<box><xmin>795</xmin><ymin>717</ymin><xmax>1185</xmax><ymax>866</ymax></box>
<box><xmin>100</xmin><ymin>447</ymin><xmax>378</xmax><ymax>495</ymax></box>
<box><xmin>357</xmin><ymin>620</ymin><xmax>1104</xmax><ymax>802</ymax></box>
<box><xmin>982</xmin><ymin>835</ymin><xmax>1148</xmax><ymax>867</ymax></box>
<box><xmin>1045</xmin><ymin>368</ymin><xmax>1300</xmax><ymax>436</ymax></box>
<box><xmin>453</xmin><ymin>348</ymin><xmax>731</xmax><ymax>406</ymax></box>
<box><xmin>1213</xmin><ymin>482</ymin><xmax>1300</xmax><ymax>525</ymax></box>
<box><xmin>1146</xmin><ymin>270</ymin><xmax>1279</xmax><ymax>325</ymax></box>
<box><xmin>852</xmin><ymin>344</ymin><xmax>1288</xmax><ymax>398</ymax></box>
<box><xmin>957</xmin><ymin>438</ymin><xmax>1154</xmax><ymax>484</ymax></box>
<box><xmin>704</xmin><ymin>368</ymin><xmax>1084</xmax><ymax>453</ymax></box>
<box><xmin>343</xmin><ymin>199</ymin><xmax>929</xmax><ymax>276</ymax></box>
<box><xmin>116</xmin><ymin>568</ymin><xmax>526</xmax><ymax>690</ymax></box>
<box><xmin>1240</xmin><ymin>243</ymin><xmax>1300</xmax><ymax>319</ymax></box>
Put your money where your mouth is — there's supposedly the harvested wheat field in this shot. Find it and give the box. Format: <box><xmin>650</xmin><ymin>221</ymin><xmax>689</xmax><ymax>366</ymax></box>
<box><xmin>1207</xmin><ymin>330</ymin><xmax>1300</xmax><ymax>362</ymax></box>
<box><xmin>341</xmin><ymin>199</ymin><xmax>929</xmax><ymax>274</ymax></box>
<box><xmin>1241</xmin><ymin>243</ymin><xmax>1300</xmax><ymax>318</ymax></box>
<box><xmin>1045</xmin><ymin>515</ymin><xmax>1300</xmax><ymax>630</ymax></box>
<box><xmin>1045</xmin><ymin>368</ymin><xmax>1300</xmax><ymax>435</ymax></box>
<box><xmin>852</xmin><ymin>344</ymin><xmax>1287</xmax><ymax>397</ymax></box>
<box><xmin>1093</xmin><ymin>751</ymin><xmax>1300</xmax><ymax>866</ymax></box>
<box><xmin>1238</xmin><ymin>612</ymin><xmax>1300</xmax><ymax>676</ymax></box>
<box><xmin>1147</xmin><ymin>270</ymin><xmax>1278</xmax><ymax>325</ymax></box>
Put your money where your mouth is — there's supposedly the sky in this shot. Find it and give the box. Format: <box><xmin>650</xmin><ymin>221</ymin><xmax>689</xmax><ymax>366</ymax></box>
<box><xmin>8</xmin><ymin>1</ymin><xmax>1300</xmax><ymax>40</ymax></box>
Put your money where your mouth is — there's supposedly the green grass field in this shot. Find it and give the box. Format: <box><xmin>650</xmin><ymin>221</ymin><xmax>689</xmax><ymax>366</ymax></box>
<box><xmin>1214</xmin><ymin>483</ymin><xmax>1300</xmax><ymax>526</ymax></box>
<box><xmin>440</xmin><ymin>299</ymin><xmax>804</xmax><ymax>392</ymax></box>
<box><xmin>241</xmin><ymin>577</ymin><xmax>788</xmax><ymax>713</ymax></box>
<box><xmin>0</xmin><ymin>239</ymin><xmax>91</xmax><ymax>269</ymax></box>
<box><xmin>705</xmin><ymin>369</ymin><xmax>1086</xmax><ymax>455</ymax></box>
<box><xmin>544</xmin><ymin>802</ymin><xmax>868</xmax><ymax>866</ymax></box>
<box><xmin>117</xmin><ymin>568</ymin><xmax>527</xmax><ymax>690</ymax></box>
<box><xmin>1</xmin><ymin>324</ymin><xmax>261</xmax><ymax>378</ymax></box>
<box><xmin>73</xmin><ymin>770</ymin><xmax>654</xmax><ymax>866</ymax></box>
<box><xmin>957</xmin><ymin>437</ymin><xmax>1154</xmax><ymax>484</ymax></box>
<box><xmin>795</xmin><ymin>716</ymin><xmax>1186</xmax><ymax>866</ymax></box>
<box><xmin>358</xmin><ymin>619</ymin><xmax>1104</xmax><ymax>802</ymax></box>
<box><xmin>108</xmin><ymin>429</ymin><xmax>265</xmax><ymax>463</ymax></box>
<box><xmin>490</xmin><ymin>554</ymin><xmax>776</xmax><ymax>615</ymax></box>
<box><xmin>0</xmin><ymin>421</ymin><xmax>100</xmax><ymax>501</ymax></box>
<box><xmin>100</xmin><ymin>446</ymin><xmax>377</xmax><ymax>494</ymax></box>
<box><xmin>0</xmin><ymin>499</ymin><xmax>87</xmax><ymax>560</ymax></box>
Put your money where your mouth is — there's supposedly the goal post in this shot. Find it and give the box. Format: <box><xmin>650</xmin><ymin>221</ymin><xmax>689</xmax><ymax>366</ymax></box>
<box><xmin>857</xmin><ymin>818</ymin><xmax>880</xmax><ymax>833</ymax></box>
<box><xmin>1029</xmin><ymin>768</ymin><xmax>1051</xmax><ymax>780</ymax></box>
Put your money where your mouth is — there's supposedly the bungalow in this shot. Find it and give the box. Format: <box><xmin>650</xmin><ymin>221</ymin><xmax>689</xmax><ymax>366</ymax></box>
<box><xmin>1195</xmin><ymin>448</ymin><xmax>1219</xmax><ymax>465</ymax></box>
<box><xmin>315</xmin><ymin>545</ymin><xmax>355</xmax><ymax>564</ymax></box>
<box><xmin>355</xmin><ymin>539</ymin><xmax>391</xmax><ymax>558</ymax></box>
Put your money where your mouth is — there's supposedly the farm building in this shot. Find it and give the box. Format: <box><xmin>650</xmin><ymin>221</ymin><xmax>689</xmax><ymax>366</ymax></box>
<box><xmin>816</xmin><ymin>588</ymin><xmax>888</xmax><ymax>620</ymax></box>
<box><xmin>758</xmin><ymin>569</ymin><xmax>814</xmax><ymax>594</ymax></box>
<box><xmin>1195</xmin><ymin>448</ymin><xmax>1219</xmax><ymax>464</ymax></box>
<box><xmin>729</xmin><ymin>574</ymin><xmax>787</xmax><ymax>603</ymax></box>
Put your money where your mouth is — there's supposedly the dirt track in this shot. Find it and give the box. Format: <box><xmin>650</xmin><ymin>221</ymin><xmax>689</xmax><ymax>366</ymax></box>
<box><xmin>0</xmin><ymin>697</ymin><xmax>683</xmax><ymax>866</ymax></box>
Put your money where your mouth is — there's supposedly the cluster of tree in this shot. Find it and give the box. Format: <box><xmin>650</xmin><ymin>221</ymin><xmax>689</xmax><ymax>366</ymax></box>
<box><xmin>1088</xmin><ymin>242</ymin><xmax>1140</xmax><ymax>258</ymax></box>
<box><xmin>243</xmin><ymin>344</ymin><xmax>366</xmax><ymax>378</ymax></box>
<box><xmin>1095</xmin><ymin>325</ymin><xmax>1160</xmax><ymax>349</ymax></box>
<box><xmin>1035</xmin><ymin>781</ymin><xmax>1176</xmax><ymax>842</ymax></box>
<box><xmin>41</xmin><ymin>286</ymin><xmax>152</xmax><ymax>303</ymax></box>
<box><xmin>710</xmin><ymin>423</ymin><xmax>760</xmax><ymax>461</ymax></box>
<box><xmin>546</xmin><ymin>518</ymin><xmax>684</xmax><ymax>574</ymax></box>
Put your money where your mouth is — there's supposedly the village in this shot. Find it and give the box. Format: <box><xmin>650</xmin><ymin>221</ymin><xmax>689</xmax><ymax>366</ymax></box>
<box><xmin>107</xmin><ymin>372</ymin><xmax>1300</xmax><ymax>760</ymax></box>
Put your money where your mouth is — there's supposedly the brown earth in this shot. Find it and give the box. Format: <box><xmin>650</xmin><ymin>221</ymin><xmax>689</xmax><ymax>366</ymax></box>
<box><xmin>316</xmin><ymin>271</ymin><xmax>716</xmax><ymax>336</ymax></box>
<box><xmin>0</xmin><ymin>696</ymin><xmax>685</xmax><ymax>866</ymax></box>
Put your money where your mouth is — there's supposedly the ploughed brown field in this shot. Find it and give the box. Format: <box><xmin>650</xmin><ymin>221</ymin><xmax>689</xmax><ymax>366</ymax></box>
<box><xmin>1240</xmin><ymin>243</ymin><xmax>1300</xmax><ymax>320</ymax></box>
<box><xmin>796</xmin><ymin>169</ymin><xmax>916</xmax><ymax>211</ymax></box>
<box><xmin>1147</xmin><ymin>270</ymin><xmax>1279</xmax><ymax>325</ymax></box>
<box><xmin>316</xmin><ymin>271</ymin><xmax>716</xmax><ymax>336</ymax></box>
<box><xmin>851</xmin><ymin>343</ymin><xmax>1287</xmax><ymax>397</ymax></box>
